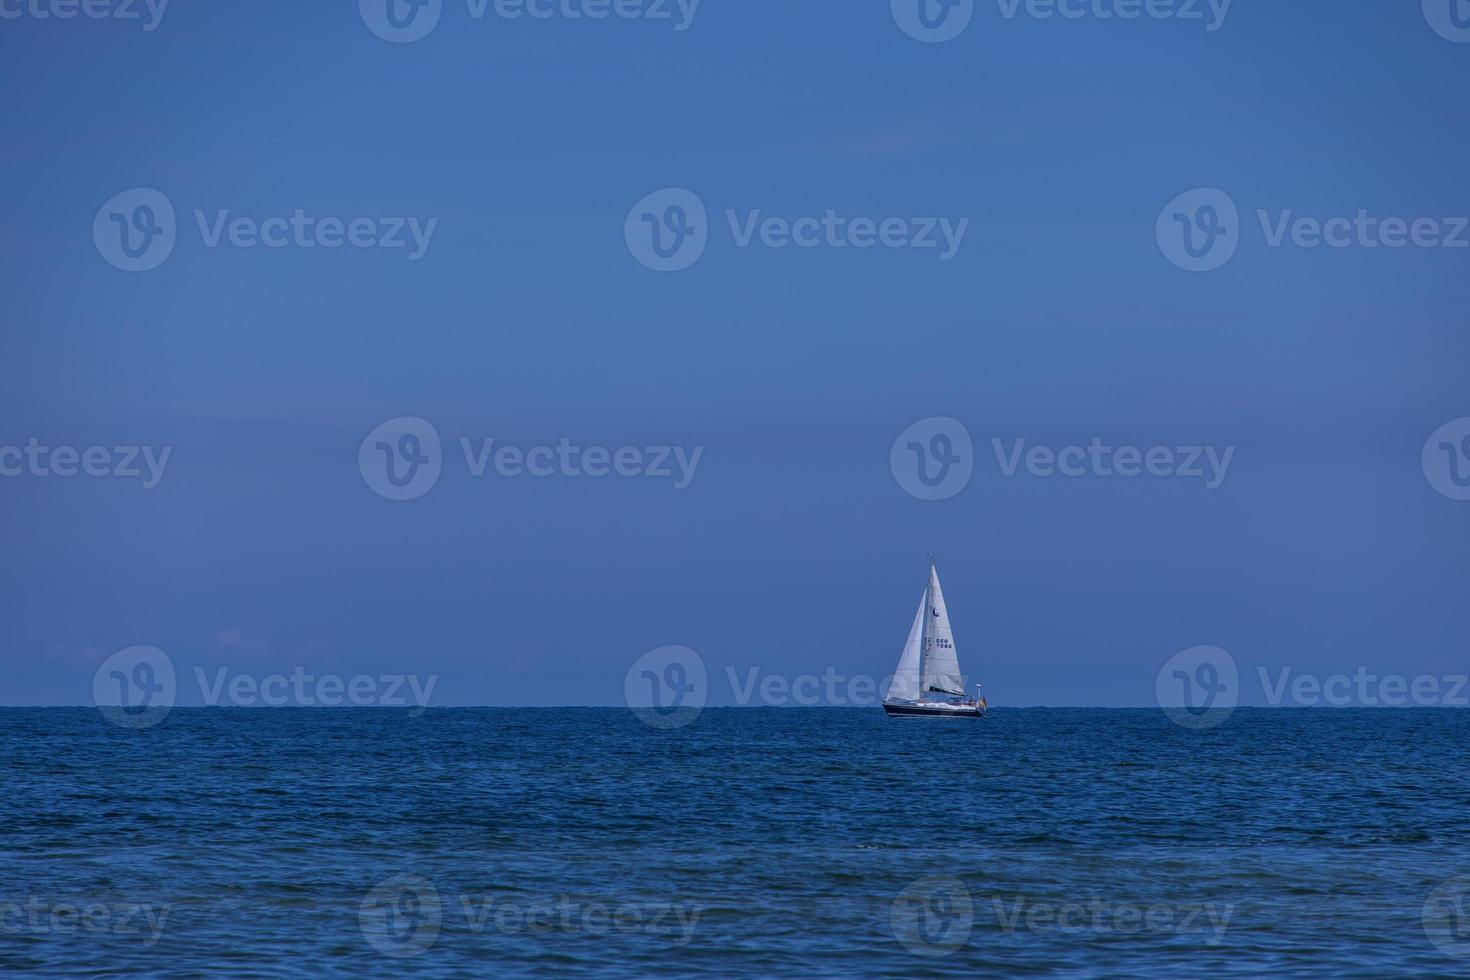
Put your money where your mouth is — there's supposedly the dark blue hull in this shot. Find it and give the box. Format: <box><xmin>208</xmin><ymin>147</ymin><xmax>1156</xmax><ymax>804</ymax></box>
<box><xmin>882</xmin><ymin>702</ymin><xmax>984</xmax><ymax>719</ymax></box>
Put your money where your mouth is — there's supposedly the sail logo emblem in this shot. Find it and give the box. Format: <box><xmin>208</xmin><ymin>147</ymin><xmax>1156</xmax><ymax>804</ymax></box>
<box><xmin>92</xmin><ymin>645</ymin><xmax>177</xmax><ymax>730</ymax></box>
<box><xmin>1156</xmin><ymin>645</ymin><xmax>1238</xmax><ymax>730</ymax></box>
<box><xmin>360</xmin><ymin>0</ymin><xmax>442</xmax><ymax>42</ymax></box>
<box><xmin>1422</xmin><ymin>417</ymin><xmax>1470</xmax><ymax>501</ymax></box>
<box><xmin>1425</xmin><ymin>0</ymin><xmax>1470</xmax><ymax>42</ymax></box>
<box><xmin>891</xmin><ymin>417</ymin><xmax>974</xmax><ymax>501</ymax></box>
<box><xmin>93</xmin><ymin>188</ymin><xmax>177</xmax><ymax>273</ymax></box>
<box><xmin>625</xmin><ymin>188</ymin><xmax>708</xmax><ymax>272</ymax></box>
<box><xmin>892</xmin><ymin>0</ymin><xmax>973</xmax><ymax>43</ymax></box>
<box><xmin>625</xmin><ymin>646</ymin><xmax>708</xmax><ymax>729</ymax></box>
<box><xmin>891</xmin><ymin>877</ymin><xmax>973</xmax><ymax>956</ymax></box>
<box><xmin>1156</xmin><ymin>188</ymin><xmax>1239</xmax><ymax>272</ymax></box>
<box><xmin>359</xmin><ymin>417</ymin><xmax>443</xmax><ymax>501</ymax></box>
<box><xmin>359</xmin><ymin>875</ymin><xmax>443</xmax><ymax>957</ymax></box>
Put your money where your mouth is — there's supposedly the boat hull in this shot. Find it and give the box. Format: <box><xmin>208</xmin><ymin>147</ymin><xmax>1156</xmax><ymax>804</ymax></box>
<box><xmin>882</xmin><ymin>701</ymin><xmax>985</xmax><ymax>719</ymax></box>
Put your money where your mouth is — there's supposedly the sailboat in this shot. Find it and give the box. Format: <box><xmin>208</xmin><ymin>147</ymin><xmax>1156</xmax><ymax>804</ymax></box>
<box><xmin>882</xmin><ymin>559</ymin><xmax>987</xmax><ymax>719</ymax></box>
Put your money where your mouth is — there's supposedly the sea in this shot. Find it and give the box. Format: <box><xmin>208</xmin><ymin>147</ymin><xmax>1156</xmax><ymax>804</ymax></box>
<box><xmin>2</xmin><ymin>707</ymin><xmax>1469</xmax><ymax>977</ymax></box>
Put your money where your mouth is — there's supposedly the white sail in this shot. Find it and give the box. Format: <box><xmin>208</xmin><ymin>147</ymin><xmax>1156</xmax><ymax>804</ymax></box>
<box><xmin>884</xmin><ymin>591</ymin><xmax>927</xmax><ymax>702</ymax></box>
<box><xmin>920</xmin><ymin>564</ymin><xmax>966</xmax><ymax>697</ymax></box>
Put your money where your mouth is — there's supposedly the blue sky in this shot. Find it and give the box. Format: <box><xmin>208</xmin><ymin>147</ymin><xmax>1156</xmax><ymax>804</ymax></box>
<box><xmin>2</xmin><ymin>1</ymin><xmax>1467</xmax><ymax>707</ymax></box>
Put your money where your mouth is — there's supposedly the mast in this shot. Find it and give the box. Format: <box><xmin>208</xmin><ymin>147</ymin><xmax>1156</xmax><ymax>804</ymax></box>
<box><xmin>917</xmin><ymin>555</ymin><xmax>933</xmax><ymax>699</ymax></box>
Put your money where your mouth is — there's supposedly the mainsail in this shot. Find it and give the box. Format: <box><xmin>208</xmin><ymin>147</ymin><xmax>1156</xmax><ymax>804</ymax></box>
<box><xmin>884</xmin><ymin>592</ymin><xmax>926</xmax><ymax>702</ymax></box>
<box><xmin>885</xmin><ymin>561</ymin><xmax>968</xmax><ymax>703</ymax></box>
<box><xmin>920</xmin><ymin>564</ymin><xmax>966</xmax><ymax>696</ymax></box>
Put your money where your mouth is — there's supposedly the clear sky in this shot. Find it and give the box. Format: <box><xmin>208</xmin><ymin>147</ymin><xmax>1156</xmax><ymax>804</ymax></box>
<box><xmin>2</xmin><ymin>1</ymin><xmax>1467</xmax><ymax>707</ymax></box>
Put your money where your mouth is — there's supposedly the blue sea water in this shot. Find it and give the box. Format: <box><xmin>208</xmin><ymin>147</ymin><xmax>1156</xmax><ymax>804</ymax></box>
<box><xmin>2</xmin><ymin>707</ymin><xmax>1469</xmax><ymax>977</ymax></box>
